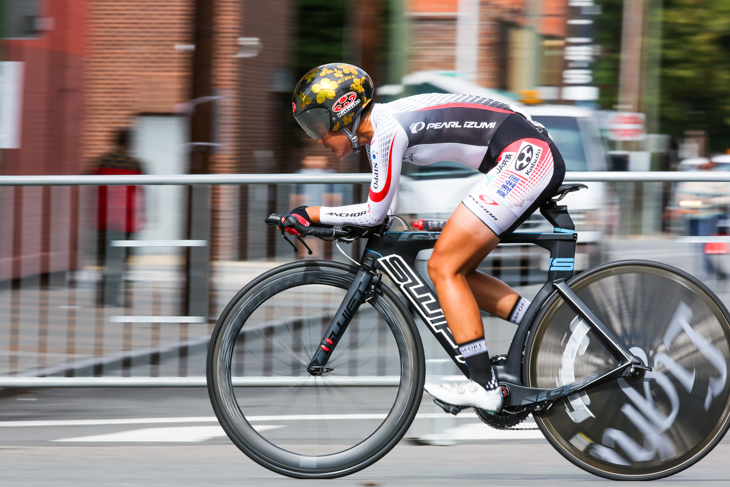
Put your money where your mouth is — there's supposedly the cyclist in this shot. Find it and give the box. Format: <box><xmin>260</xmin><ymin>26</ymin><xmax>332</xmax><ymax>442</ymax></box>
<box><xmin>285</xmin><ymin>63</ymin><xmax>566</xmax><ymax>413</ymax></box>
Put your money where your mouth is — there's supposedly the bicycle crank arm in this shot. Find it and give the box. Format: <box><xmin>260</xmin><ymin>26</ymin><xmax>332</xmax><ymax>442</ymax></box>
<box><xmin>306</xmin><ymin>266</ymin><xmax>375</xmax><ymax>376</ymax></box>
<box><xmin>503</xmin><ymin>360</ymin><xmax>641</xmax><ymax>410</ymax></box>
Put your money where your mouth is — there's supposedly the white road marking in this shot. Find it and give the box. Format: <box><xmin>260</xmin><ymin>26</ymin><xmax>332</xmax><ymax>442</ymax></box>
<box><xmin>4</xmin><ymin>413</ymin><xmax>544</xmax><ymax>443</ymax></box>
<box><xmin>0</xmin><ymin>417</ymin><xmax>219</xmax><ymax>428</ymax></box>
<box><xmin>439</xmin><ymin>423</ymin><xmax>543</xmax><ymax>440</ymax></box>
<box><xmin>0</xmin><ymin>414</ymin><xmax>391</xmax><ymax>428</ymax></box>
<box><xmin>54</xmin><ymin>425</ymin><xmax>282</xmax><ymax>443</ymax></box>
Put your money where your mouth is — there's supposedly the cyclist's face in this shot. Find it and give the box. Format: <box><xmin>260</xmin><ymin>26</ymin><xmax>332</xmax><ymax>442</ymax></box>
<box><xmin>318</xmin><ymin>130</ymin><xmax>352</xmax><ymax>158</ymax></box>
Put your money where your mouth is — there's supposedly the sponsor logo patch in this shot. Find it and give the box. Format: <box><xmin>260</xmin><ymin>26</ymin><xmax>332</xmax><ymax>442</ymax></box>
<box><xmin>509</xmin><ymin>298</ymin><xmax>529</xmax><ymax>324</ymax></box>
<box><xmin>410</xmin><ymin>121</ymin><xmax>497</xmax><ymax>133</ymax></box>
<box><xmin>470</xmin><ymin>195</ymin><xmax>498</xmax><ymax>220</ymax></box>
<box><xmin>332</xmin><ymin>91</ymin><xmax>358</xmax><ymax>113</ymax></box>
<box><xmin>514</xmin><ymin>142</ymin><xmax>542</xmax><ymax>175</ymax></box>
<box><xmin>459</xmin><ymin>339</ymin><xmax>488</xmax><ymax>358</ymax></box>
<box><xmin>494</xmin><ymin>153</ymin><xmax>513</xmax><ymax>174</ymax></box>
<box><xmin>496</xmin><ymin>174</ymin><xmax>521</xmax><ymax>198</ymax></box>
<box><xmin>410</xmin><ymin>122</ymin><xmax>425</xmax><ymax>134</ymax></box>
<box><xmin>478</xmin><ymin>194</ymin><xmax>498</xmax><ymax>206</ymax></box>
<box><xmin>326</xmin><ymin>210</ymin><xmax>367</xmax><ymax>218</ymax></box>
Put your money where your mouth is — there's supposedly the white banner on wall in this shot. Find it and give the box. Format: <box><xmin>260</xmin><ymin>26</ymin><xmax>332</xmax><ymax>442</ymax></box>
<box><xmin>0</xmin><ymin>61</ymin><xmax>25</xmax><ymax>149</ymax></box>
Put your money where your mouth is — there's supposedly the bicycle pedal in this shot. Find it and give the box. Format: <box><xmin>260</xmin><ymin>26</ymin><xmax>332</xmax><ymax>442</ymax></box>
<box><xmin>432</xmin><ymin>398</ymin><xmax>463</xmax><ymax>415</ymax></box>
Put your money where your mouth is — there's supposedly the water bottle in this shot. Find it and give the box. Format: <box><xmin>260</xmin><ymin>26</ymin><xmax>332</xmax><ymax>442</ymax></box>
<box><xmin>413</xmin><ymin>219</ymin><xmax>447</xmax><ymax>231</ymax></box>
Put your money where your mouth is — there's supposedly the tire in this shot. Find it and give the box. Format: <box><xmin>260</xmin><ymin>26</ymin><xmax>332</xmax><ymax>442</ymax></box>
<box><xmin>524</xmin><ymin>260</ymin><xmax>730</xmax><ymax>480</ymax></box>
<box><xmin>207</xmin><ymin>260</ymin><xmax>425</xmax><ymax>479</ymax></box>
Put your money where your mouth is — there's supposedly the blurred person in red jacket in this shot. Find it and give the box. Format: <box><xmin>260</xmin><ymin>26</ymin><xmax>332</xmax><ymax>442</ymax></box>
<box><xmin>91</xmin><ymin>128</ymin><xmax>146</xmax><ymax>307</ymax></box>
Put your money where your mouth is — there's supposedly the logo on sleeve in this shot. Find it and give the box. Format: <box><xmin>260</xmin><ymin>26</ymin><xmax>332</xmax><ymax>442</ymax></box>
<box><xmin>496</xmin><ymin>174</ymin><xmax>521</xmax><ymax>198</ymax></box>
<box><xmin>514</xmin><ymin>142</ymin><xmax>542</xmax><ymax>175</ymax></box>
<box><xmin>478</xmin><ymin>195</ymin><xmax>498</xmax><ymax>206</ymax></box>
<box><xmin>515</xmin><ymin>145</ymin><xmax>534</xmax><ymax>171</ymax></box>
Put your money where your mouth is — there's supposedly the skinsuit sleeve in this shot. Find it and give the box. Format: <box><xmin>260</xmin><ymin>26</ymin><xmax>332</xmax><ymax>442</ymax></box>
<box><xmin>319</xmin><ymin>125</ymin><xmax>409</xmax><ymax>226</ymax></box>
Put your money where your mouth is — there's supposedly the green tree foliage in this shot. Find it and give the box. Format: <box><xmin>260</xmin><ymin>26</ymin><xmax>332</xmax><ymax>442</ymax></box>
<box><xmin>295</xmin><ymin>0</ymin><xmax>348</xmax><ymax>79</ymax></box>
<box><xmin>593</xmin><ymin>0</ymin><xmax>623</xmax><ymax>111</ymax></box>
<box><xmin>595</xmin><ymin>0</ymin><xmax>730</xmax><ymax>153</ymax></box>
<box><xmin>661</xmin><ymin>0</ymin><xmax>730</xmax><ymax>152</ymax></box>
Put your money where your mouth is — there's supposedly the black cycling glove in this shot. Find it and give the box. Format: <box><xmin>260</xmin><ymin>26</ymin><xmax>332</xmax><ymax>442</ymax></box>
<box><xmin>278</xmin><ymin>206</ymin><xmax>313</xmax><ymax>236</ymax></box>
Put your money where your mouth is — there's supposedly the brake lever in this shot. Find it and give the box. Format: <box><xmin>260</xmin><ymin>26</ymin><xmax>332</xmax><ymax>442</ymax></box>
<box><xmin>296</xmin><ymin>235</ymin><xmax>313</xmax><ymax>255</ymax></box>
<box><xmin>280</xmin><ymin>229</ymin><xmax>313</xmax><ymax>254</ymax></box>
<box><xmin>281</xmin><ymin>232</ymin><xmax>298</xmax><ymax>252</ymax></box>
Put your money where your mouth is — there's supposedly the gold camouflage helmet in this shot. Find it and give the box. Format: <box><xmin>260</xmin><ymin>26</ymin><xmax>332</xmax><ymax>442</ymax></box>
<box><xmin>292</xmin><ymin>63</ymin><xmax>374</xmax><ymax>140</ymax></box>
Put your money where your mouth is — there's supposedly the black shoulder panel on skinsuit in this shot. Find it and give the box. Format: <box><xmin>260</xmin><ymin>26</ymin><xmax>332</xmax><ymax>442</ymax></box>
<box><xmin>390</xmin><ymin>101</ymin><xmax>515</xmax><ymax>148</ymax></box>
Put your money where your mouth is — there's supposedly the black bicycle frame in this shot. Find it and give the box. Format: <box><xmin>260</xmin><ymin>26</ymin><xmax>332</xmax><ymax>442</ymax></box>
<box><xmin>307</xmin><ymin>200</ymin><xmax>643</xmax><ymax>408</ymax></box>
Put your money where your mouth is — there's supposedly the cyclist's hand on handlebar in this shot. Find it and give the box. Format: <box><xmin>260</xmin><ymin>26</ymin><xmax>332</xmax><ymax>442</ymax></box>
<box><xmin>278</xmin><ymin>206</ymin><xmax>313</xmax><ymax>236</ymax></box>
<box><xmin>267</xmin><ymin>211</ymin><xmax>377</xmax><ymax>243</ymax></box>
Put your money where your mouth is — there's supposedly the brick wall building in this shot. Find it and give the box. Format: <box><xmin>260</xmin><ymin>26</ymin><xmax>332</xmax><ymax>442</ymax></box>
<box><xmin>83</xmin><ymin>0</ymin><xmax>244</xmax><ymax>174</ymax></box>
<box><xmin>0</xmin><ymin>0</ymin><xmax>88</xmax><ymax>280</ymax></box>
<box><xmin>406</xmin><ymin>0</ymin><xmax>568</xmax><ymax>93</ymax></box>
<box><xmin>1</xmin><ymin>0</ymin><xmax>250</xmax><ymax>276</ymax></box>
<box><xmin>80</xmin><ymin>0</ymin><xmax>246</xmax><ymax>263</ymax></box>
<box><xmin>2</xmin><ymin>0</ymin><xmax>87</xmax><ymax>176</ymax></box>
<box><xmin>82</xmin><ymin>0</ymin><xmax>193</xmax><ymax>164</ymax></box>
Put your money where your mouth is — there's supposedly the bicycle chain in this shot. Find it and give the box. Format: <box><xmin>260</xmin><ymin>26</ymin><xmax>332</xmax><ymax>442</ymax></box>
<box><xmin>474</xmin><ymin>355</ymin><xmax>537</xmax><ymax>431</ymax></box>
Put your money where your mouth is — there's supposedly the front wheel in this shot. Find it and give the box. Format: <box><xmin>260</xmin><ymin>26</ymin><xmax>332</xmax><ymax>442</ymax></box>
<box><xmin>207</xmin><ymin>260</ymin><xmax>425</xmax><ymax>479</ymax></box>
<box><xmin>525</xmin><ymin>260</ymin><xmax>730</xmax><ymax>480</ymax></box>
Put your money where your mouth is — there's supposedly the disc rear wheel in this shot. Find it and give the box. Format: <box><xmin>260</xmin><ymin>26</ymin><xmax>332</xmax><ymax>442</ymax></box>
<box><xmin>525</xmin><ymin>261</ymin><xmax>730</xmax><ymax>480</ymax></box>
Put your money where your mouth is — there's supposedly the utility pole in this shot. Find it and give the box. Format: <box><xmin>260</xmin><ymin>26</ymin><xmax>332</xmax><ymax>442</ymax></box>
<box><xmin>189</xmin><ymin>0</ymin><xmax>215</xmax><ymax>174</ymax></box>
<box><xmin>182</xmin><ymin>0</ymin><xmax>215</xmax><ymax>336</ymax></box>
<box><xmin>618</xmin><ymin>0</ymin><xmax>645</xmax><ymax>113</ymax></box>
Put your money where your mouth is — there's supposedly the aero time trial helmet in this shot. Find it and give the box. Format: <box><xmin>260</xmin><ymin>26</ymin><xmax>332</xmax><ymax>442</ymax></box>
<box><xmin>292</xmin><ymin>63</ymin><xmax>374</xmax><ymax>150</ymax></box>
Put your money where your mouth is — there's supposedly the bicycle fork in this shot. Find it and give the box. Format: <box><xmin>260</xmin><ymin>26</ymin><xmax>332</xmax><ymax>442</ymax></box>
<box><xmin>306</xmin><ymin>262</ymin><xmax>377</xmax><ymax>376</ymax></box>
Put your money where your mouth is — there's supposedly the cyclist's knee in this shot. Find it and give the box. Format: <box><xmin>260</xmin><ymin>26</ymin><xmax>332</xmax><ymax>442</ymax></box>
<box><xmin>428</xmin><ymin>252</ymin><xmax>460</xmax><ymax>285</ymax></box>
<box><xmin>427</xmin><ymin>257</ymin><xmax>440</xmax><ymax>284</ymax></box>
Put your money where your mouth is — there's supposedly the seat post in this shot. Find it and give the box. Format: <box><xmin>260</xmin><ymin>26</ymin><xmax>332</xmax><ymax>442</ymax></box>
<box><xmin>540</xmin><ymin>199</ymin><xmax>575</xmax><ymax>231</ymax></box>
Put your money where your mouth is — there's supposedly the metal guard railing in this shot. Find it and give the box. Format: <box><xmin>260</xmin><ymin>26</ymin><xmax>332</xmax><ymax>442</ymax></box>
<box><xmin>0</xmin><ymin>171</ymin><xmax>729</xmax><ymax>388</ymax></box>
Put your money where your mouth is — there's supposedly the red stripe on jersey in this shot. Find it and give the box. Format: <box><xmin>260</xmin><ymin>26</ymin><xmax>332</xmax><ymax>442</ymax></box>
<box><xmin>417</xmin><ymin>103</ymin><xmax>514</xmax><ymax>114</ymax></box>
<box><xmin>369</xmin><ymin>133</ymin><xmax>397</xmax><ymax>203</ymax></box>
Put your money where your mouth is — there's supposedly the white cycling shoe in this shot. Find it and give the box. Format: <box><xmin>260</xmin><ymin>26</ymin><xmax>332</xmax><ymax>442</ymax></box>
<box><xmin>424</xmin><ymin>380</ymin><xmax>504</xmax><ymax>413</ymax></box>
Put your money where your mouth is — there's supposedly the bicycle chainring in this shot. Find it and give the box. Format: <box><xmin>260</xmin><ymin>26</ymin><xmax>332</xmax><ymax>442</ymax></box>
<box><xmin>475</xmin><ymin>354</ymin><xmax>533</xmax><ymax>430</ymax></box>
<box><xmin>475</xmin><ymin>406</ymin><xmax>531</xmax><ymax>430</ymax></box>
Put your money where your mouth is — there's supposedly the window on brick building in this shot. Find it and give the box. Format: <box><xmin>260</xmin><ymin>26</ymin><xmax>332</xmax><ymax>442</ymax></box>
<box><xmin>2</xmin><ymin>0</ymin><xmax>44</xmax><ymax>39</ymax></box>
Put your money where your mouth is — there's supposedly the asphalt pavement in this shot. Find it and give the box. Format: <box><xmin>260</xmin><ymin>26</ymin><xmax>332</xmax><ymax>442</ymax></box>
<box><xmin>2</xmin><ymin>387</ymin><xmax>730</xmax><ymax>487</ymax></box>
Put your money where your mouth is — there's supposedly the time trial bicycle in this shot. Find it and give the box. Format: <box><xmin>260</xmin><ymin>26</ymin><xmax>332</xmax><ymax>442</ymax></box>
<box><xmin>206</xmin><ymin>183</ymin><xmax>730</xmax><ymax>480</ymax></box>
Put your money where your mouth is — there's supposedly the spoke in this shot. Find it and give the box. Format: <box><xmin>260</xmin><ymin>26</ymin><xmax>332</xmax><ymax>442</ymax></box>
<box><xmin>212</xmin><ymin>265</ymin><xmax>420</xmax><ymax>475</ymax></box>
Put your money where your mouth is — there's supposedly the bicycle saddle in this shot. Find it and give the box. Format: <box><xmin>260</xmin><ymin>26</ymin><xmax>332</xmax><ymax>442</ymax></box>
<box><xmin>552</xmin><ymin>183</ymin><xmax>588</xmax><ymax>201</ymax></box>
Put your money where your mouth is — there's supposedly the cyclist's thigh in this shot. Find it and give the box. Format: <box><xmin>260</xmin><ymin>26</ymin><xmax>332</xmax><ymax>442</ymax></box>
<box><xmin>432</xmin><ymin>204</ymin><xmax>500</xmax><ymax>275</ymax></box>
<box><xmin>462</xmin><ymin>121</ymin><xmax>565</xmax><ymax>238</ymax></box>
